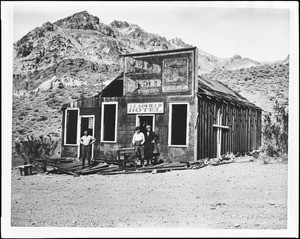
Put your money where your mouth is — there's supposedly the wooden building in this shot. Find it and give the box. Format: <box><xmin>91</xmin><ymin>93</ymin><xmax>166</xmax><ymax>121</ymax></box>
<box><xmin>60</xmin><ymin>47</ymin><xmax>262</xmax><ymax>162</ymax></box>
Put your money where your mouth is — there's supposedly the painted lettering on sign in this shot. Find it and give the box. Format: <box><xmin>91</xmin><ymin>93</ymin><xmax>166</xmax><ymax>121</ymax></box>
<box><xmin>127</xmin><ymin>103</ymin><xmax>164</xmax><ymax>114</ymax></box>
<box><xmin>127</xmin><ymin>57</ymin><xmax>161</xmax><ymax>74</ymax></box>
<box><xmin>162</xmin><ymin>58</ymin><xmax>189</xmax><ymax>92</ymax></box>
<box><xmin>126</xmin><ymin>77</ymin><xmax>162</xmax><ymax>94</ymax></box>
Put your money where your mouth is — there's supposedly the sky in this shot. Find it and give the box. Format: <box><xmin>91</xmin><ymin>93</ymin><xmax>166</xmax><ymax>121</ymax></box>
<box><xmin>11</xmin><ymin>1</ymin><xmax>292</xmax><ymax>62</ymax></box>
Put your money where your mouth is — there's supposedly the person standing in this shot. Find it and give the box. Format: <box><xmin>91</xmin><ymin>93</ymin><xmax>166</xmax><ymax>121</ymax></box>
<box><xmin>80</xmin><ymin>130</ymin><xmax>96</xmax><ymax>169</ymax></box>
<box><xmin>144</xmin><ymin>125</ymin><xmax>159</xmax><ymax>166</ymax></box>
<box><xmin>131</xmin><ymin>126</ymin><xmax>145</xmax><ymax>166</ymax></box>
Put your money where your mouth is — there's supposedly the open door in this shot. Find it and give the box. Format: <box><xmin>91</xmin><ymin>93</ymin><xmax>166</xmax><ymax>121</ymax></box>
<box><xmin>136</xmin><ymin>114</ymin><xmax>155</xmax><ymax>135</ymax></box>
<box><xmin>79</xmin><ymin>115</ymin><xmax>95</xmax><ymax>159</ymax></box>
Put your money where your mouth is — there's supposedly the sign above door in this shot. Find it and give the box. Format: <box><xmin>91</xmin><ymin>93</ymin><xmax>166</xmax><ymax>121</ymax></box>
<box><xmin>127</xmin><ymin>102</ymin><xmax>164</xmax><ymax>114</ymax></box>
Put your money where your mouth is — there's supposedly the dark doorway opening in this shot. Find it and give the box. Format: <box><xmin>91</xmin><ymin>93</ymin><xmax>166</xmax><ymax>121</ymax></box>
<box><xmin>79</xmin><ymin>116</ymin><xmax>94</xmax><ymax>158</ymax></box>
<box><xmin>138</xmin><ymin>116</ymin><xmax>153</xmax><ymax>135</ymax></box>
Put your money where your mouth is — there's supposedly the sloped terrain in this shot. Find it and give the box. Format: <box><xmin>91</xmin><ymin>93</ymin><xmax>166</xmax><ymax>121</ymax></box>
<box><xmin>201</xmin><ymin>62</ymin><xmax>289</xmax><ymax>114</ymax></box>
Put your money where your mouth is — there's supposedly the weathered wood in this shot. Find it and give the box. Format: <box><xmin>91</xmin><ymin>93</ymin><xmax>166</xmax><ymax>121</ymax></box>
<box><xmin>56</xmin><ymin>161</ymin><xmax>82</xmax><ymax>168</ymax></box>
<box><xmin>200</xmin><ymin>100</ymin><xmax>204</xmax><ymax>159</ymax></box>
<box><xmin>137</xmin><ymin>166</ymin><xmax>188</xmax><ymax>173</ymax></box>
<box><xmin>138</xmin><ymin>163</ymin><xmax>188</xmax><ymax>171</ymax></box>
<box><xmin>18</xmin><ymin>164</ymin><xmax>33</xmax><ymax>176</ymax></box>
<box><xmin>98</xmin><ymin>170</ymin><xmax>147</xmax><ymax>175</ymax></box>
<box><xmin>73</xmin><ymin>163</ymin><xmax>109</xmax><ymax>174</ymax></box>
<box><xmin>209</xmin><ymin>102</ymin><xmax>212</xmax><ymax>158</ymax></box>
<box><xmin>210</xmin><ymin>160</ymin><xmax>235</xmax><ymax>166</ymax></box>
<box><xmin>48</xmin><ymin>164</ymin><xmax>79</xmax><ymax>176</ymax></box>
<box><xmin>137</xmin><ymin>162</ymin><xmax>187</xmax><ymax>171</ymax></box>
<box><xmin>213</xmin><ymin>124</ymin><xmax>229</xmax><ymax>129</ymax></box>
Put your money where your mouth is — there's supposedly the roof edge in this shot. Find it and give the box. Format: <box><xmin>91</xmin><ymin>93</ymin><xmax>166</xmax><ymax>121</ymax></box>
<box><xmin>121</xmin><ymin>47</ymin><xmax>197</xmax><ymax>57</ymax></box>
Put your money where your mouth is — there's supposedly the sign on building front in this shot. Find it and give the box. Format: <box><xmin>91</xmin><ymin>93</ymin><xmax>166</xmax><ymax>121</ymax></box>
<box><xmin>124</xmin><ymin>49</ymin><xmax>194</xmax><ymax>96</ymax></box>
<box><xmin>162</xmin><ymin>58</ymin><xmax>189</xmax><ymax>92</ymax></box>
<box><xmin>127</xmin><ymin>102</ymin><xmax>164</xmax><ymax>114</ymax></box>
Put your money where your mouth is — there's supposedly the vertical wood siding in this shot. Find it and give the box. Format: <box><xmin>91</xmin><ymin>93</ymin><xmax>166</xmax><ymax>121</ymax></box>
<box><xmin>197</xmin><ymin>97</ymin><xmax>262</xmax><ymax>159</ymax></box>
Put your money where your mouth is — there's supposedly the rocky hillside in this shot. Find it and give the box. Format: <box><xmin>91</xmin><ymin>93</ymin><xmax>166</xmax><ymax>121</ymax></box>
<box><xmin>201</xmin><ymin>61</ymin><xmax>289</xmax><ymax>114</ymax></box>
<box><xmin>12</xmin><ymin>11</ymin><xmax>289</xmax><ymax>144</ymax></box>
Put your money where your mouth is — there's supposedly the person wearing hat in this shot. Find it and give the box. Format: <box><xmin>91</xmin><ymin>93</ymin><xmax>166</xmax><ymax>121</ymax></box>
<box><xmin>131</xmin><ymin>126</ymin><xmax>145</xmax><ymax>166</ymax></box>
<box><xmin>144</xmin><ymin>125</ymin><xmax>159</xmax><ymax>166</ymax></box>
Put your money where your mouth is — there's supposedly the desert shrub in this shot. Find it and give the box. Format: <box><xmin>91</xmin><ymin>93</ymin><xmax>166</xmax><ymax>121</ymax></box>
<box><xmin>14</xmin><ymin>135</ymin><xmax>59</xmax><ymax>164</ymax></box>
<box><xmin>37</xmin><ymin>115</ymin><xmax>48</xmax><ymax>121</ymax></box>
<box><xmin>17</xmin><ymin>129</ymin><xmax>26</xmax><ymax>134</ymax></box>
<box><xmin>48</xmin><ymin>92</ymin><xmax>57</xmax><ymax>98</ymax></box>
<box><xmin>262</xmin><ymin>100</ymin><xmax>288</xmax><ymax>158</ymax></box>
<box><xmin>19</xmin><ymin>111</ymin><xmax>28</xmax><ymax>117</ymax></box>
<box><xmin>46</xmin><ymin>98</ymin><xmax>62</xmax><ymax>108</ymax></box>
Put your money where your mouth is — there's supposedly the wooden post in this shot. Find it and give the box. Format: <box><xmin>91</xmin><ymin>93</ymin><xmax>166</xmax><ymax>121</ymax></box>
<box><xmin>214</xmin><ymin>109</ymin><xmax>229</xmax><ymax>158</ymax></box>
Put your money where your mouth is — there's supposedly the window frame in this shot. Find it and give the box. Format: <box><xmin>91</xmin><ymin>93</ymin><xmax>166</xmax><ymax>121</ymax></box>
<box><xmin>64</xmin><ymin>108</ymin><xmax>80</xmax><ymax>146</ymax></box>
<box><xmin>168</xmin><ymin>102</ymin><xmax>189</xmax><ymax>147</ymax></box>
<box><xmin>101</xmin><ymin>102</ymin><xmax>118</xmax><ymax>143</ymax></box>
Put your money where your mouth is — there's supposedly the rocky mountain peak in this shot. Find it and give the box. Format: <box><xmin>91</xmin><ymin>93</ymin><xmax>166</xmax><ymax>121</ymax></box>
<box><xmin>41</xmin><ymin>21</ymin><xmax>55</xmax><ymax>31</ymax></box>
<box><xmin>54</xmin><ymin>11</ymin><xmax>100</xmax><ymax>30</ymax></box>
<box><xmin>169</xmin><ymin>37</ymin><xmax>191</xmax><ymax>48</ymax></box>
<box><xmin>231</xmin><ymin>54</ymin><xmax>242</xmax><ymax>61</ymax></box>
<box><xmin>282</xmin><ymin>55</ymin><xmax>289</xmax><ymax>64</ymax></box>
<box><xmin>110</xmin><ymin>20</ymin><xmax>130</xmax><ymax>28</ymax></box>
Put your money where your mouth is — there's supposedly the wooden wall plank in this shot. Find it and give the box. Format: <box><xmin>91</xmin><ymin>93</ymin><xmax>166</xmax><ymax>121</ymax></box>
<box><xmin>213</xmin><ymin>102</ymin><xmax>217</xmax><ymax>158</ymax></box>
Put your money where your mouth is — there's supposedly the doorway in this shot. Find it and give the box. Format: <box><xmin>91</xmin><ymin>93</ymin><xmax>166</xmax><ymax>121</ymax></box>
<box><xmin>78</xmin><ymin>115</ymin><xmax>95</xmax><ymax>159</ymax></box>
<box><xmin>136</xmin><ymin>114</ymin><xmax>155</xmax><ymax>135</ymax></box>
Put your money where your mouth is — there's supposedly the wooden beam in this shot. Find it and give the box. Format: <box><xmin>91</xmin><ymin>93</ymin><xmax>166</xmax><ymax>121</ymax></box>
<box><xmin>213</xmin><ymin>124</ymin><xmax>229</xmax><ymax>129</ymax></box>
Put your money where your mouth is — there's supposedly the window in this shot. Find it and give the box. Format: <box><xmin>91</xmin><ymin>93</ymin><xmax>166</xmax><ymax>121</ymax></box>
<box><xmin>101</xmin><ymin>102</ymin><xmax>118</xmax><ymax>142</ymax></box>
<box><xmin>65</xmin><ymin>109</ymin><xmax>78</xmax><ymax>145</ymax></box>
<box><xmin>169</xmin><ymin>103</ymin><xmax>189</xmax><ymax>146</ymax></box>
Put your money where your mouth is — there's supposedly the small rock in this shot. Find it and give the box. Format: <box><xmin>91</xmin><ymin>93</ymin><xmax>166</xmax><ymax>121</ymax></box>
<box><xmin>17</xmin><ymin>177</ymin><xmax>21</xmax><ymax>180</ymax></box>
<box><xmin>151</xmin><ymin>169</ymin><xmax>157</xmax><ymax>174</ymax></box>
<box><xmin>234</xmin><ymin>224</ymin><xmax>240</xmax><ymax>227</ymax></box>
<box><xmin>268</xmin><ymin>202</ymin><xmax>275</xmax><ymax>205</ymax></box>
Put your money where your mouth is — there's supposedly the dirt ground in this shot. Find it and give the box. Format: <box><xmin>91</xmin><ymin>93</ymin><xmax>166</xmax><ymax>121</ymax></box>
<box><xmin>10</xmin><ymin>157</ymin><xmax>287</xmax><ymax>229</ymax></box>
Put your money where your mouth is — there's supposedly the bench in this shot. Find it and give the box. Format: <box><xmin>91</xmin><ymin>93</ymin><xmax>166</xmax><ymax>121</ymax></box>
<box><xmin>18</xmin><ymin>164</ymin><xmax>33</xmax><ymax>176</ymax></box>
<box><xmin>117</xmin><ymin>148</ymin><xmax>136</xmax><ymax>169</ymax></box>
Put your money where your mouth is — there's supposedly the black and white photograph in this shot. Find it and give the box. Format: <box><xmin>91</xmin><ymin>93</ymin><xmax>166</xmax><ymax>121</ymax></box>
<box><xmin>1</xmin><ymin>1</ymin><xmax>299</xmax><ymax>238</ymax></box>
